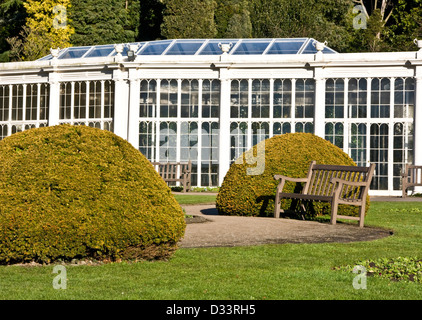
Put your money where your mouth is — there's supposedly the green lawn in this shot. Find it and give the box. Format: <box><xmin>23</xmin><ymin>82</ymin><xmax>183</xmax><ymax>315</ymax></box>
<box><xmin>0</xmin><ymin>197</ymin><xmax>421</xmax><ymax>300</ymax></box>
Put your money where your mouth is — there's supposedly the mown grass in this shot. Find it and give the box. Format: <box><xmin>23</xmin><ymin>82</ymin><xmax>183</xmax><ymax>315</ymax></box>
<box><xmin>0</xmin><ymin>199</ymin><xmax>421</xmax><ymax>300</ymax></box>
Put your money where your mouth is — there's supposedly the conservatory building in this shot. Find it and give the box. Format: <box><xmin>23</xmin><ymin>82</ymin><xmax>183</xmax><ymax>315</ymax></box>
<box><xmin>0</xmin><ymin>38</ymin><xmax>421</xmax><ymax>196</ymax></box>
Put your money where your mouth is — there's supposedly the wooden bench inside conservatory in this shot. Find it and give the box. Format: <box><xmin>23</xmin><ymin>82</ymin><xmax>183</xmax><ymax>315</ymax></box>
<box><xmin>152</xmin><ymin>161</ymin><xmax>192</xmax><ymax>193</ymax></box>
<box><xmin>402</xmin><ymin>164</ymin><xmax>422</xmax><ymax>197</ymax></box>
<box><xmin>274</xmin><ymin>161</ymin><xmax>376</xmax><ymax>228</ymax></box>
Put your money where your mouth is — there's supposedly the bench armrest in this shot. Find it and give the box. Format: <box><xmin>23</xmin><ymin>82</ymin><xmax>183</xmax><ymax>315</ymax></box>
<box><xmin>274</xmin><ymin>175</ymin><xmax>308</xmax><ymax>183</ymax></box>
<box><xmin>330</xmin><ymin>177</ymin><xmax>368</xmax><ymax>187</ymax></box>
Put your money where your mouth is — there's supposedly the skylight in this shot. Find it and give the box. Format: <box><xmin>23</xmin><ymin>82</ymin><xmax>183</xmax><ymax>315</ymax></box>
<box><xmin>38</xmin><ymin>38</ymin><xmax>337</xmax><ymax>60</ymax></box>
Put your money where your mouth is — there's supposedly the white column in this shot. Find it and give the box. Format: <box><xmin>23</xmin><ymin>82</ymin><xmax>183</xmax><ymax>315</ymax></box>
<box><xmin>313</xmin><ymin>68</ymin><xmax>325</xmax><ymax>138</ymax></box>
<box><xmin>218</xmin><ymin>67</ymin><xmax>231</xmax><ymax>186</ymax></box>
<box><xmin>112</xmin><ymin>68</ymin><xmax>129</xmax><ymax>140</ymax></box>
<box><xmin>127</xmin><ymin>68</ymin><xmax>140</xmax><ymax>149</ymax></box>
<box><xmin>48</xmin><ymin>72</ymin><xmax>60</xmax><ymax>126</ymax></box>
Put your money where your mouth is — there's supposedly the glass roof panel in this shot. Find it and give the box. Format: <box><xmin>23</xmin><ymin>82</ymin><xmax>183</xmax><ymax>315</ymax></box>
<box><xmin>165</xmin><ymin>40</ymin><xmax>204</xmax><ymax>55</ymax></box>
<box><xmin>139</xmin><ymin>40</ymin><xmax>172</xmax><ymax>55</ymax></box>
<box><xmin>232</xmin><ymin>40</ymin><xmax>271</xmax><ymax>55</ymax></box>
<box><xmin>37</xmin><ymin>38</ymin><xmax>337</xmax><ymax>60</ymax></box>
<box><xmin>58</xmin><ymin>47</ymin><xmax>90</xmax><ymax>59</ymax></box>
<box><xmin>85</xmin><ymin>45</ymin><xmax>115</xmax><ymax>58</ymax></box>
<box><xmin>266</xmin><ymin>39</ymin><xmax>306</xmax><ymax>54</ymax></box>
<box><xmin>198</xmin><ymin>40</ymin><xmax>238</xmax><ymax>55</ymax></box>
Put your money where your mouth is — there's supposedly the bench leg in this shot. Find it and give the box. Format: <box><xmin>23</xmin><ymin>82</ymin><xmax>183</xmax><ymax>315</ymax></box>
<box><xmin>274</xmin><ymin>192</ymin><xmax>281</xmax><ymax>218</ymax></box>
<box><xmin>358</xmin><ymin>203</ymin><xmax>365</xmax><ymax>228</ymax></box>
<box><xmin>330</xmin><ymin>199</ymin><xmax>338</xmax><ymax>225</ymax></box>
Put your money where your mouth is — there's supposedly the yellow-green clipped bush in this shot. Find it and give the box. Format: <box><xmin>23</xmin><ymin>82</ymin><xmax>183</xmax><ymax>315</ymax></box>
<box><xmin>0</xmin><ymin>125</ymin><xmax>185</xmax><ymax>264</ymax></box>
<box><xmin>216</xmin><ymin>133</ymin><xmax>370</xmax><ymax>218</ymax></box>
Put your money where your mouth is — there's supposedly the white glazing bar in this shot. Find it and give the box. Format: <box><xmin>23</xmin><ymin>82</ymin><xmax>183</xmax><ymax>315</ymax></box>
<box><xmin>218</xmin><ymin>68</ymin><xmax>231</xmax><ymax>185</ymax></box>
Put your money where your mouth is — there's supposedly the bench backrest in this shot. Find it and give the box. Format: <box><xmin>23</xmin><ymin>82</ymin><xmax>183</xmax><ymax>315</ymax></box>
<box><xmin>151</xmin><ymin>161</ymin><xmax>192</xmax><ymax>181</ymax></box>
<box><xmin>303</xmin><ymin>161</ymin><xmax>374</xmax><ymax>200</ymax></box>
<box><xmin>404</xmin><ymin>164</ymin><xmax>422</xmax><ymax>187</ymax></box>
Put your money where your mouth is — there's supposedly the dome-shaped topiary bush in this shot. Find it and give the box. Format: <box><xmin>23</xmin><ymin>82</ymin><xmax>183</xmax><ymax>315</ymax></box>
<box><xmin>216</xmin><ymin>133</ymin><xmax>370</xmax><ymax>219</ymax></box>
<box><xmin>0</xmin><ymin>124</ymin><xmax>185</xmax><ymax>264</ymax></box>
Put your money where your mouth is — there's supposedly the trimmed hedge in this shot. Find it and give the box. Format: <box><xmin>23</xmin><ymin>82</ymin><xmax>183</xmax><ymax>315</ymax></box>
<box><xmin>216</xmin><ymin>133</ymin><xmax>370</xmax><ymax>218</ymax></box>
<box><xmin>0</xmin><ymin>125</ymin><xmax>185</xmax><ymax>264</ymax></box>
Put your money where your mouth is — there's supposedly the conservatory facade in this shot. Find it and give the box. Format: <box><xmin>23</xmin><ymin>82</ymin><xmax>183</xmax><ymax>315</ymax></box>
<box><xmin>0</xmin><ymin>38</ymin><xmax>421</xmax><ymax>196</ymax></box>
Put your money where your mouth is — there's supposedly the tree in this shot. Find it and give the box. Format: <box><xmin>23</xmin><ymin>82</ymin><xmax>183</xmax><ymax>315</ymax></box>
<box><xmin>350</xmin><ymin>0</ymin><xmax>395</xmax><ymax>51</ymax></box>
<box><xmin>21</xmin><ymin>0</ymin><xmax>74</xmax><ymax>60</ymax></box>
<box><xmin>69</xmin><ymin>0</ymin><xmax>139</xmax><ymax>46</ymax></box>
<box><xmin>250</xmin><ymin>0</ymin><xmax>353</xmax><ymax>52</ymax></box>
<box><xmin>215</xmin><ymin>0</ymin><xmax>252</xmax><ymax>38</ymax></box>
<box><xmin>388</xmin><ymin>0</ymin><xmax>422</xmax><ymax>51</ymax></box>
<box><xmin>0</xmin><ymin>0</ymin><xmax>27</xmax><ymax>61</ymax></box>
<box><xmin>139</xmin><ymin>0</ymin><xmax>164</xmax><ymax>40</ymax></box>
<box><xmin>161</xmin><ymin>0</ymin><xmax>217</xmax><ymax>39</ymax></box>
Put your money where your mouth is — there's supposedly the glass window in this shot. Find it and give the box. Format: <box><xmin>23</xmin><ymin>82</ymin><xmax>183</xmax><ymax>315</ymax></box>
<box><xmin>11</xmin><ymin>84</ymin><xmax>24</xmax><ymax>121</ymax></box>
<box><xmin>85</xmin><ymin>45</ymin><xmax>114</xmax><ymax>58</ymax></box>
<box><xmin>273</xmin><ymin>79</ymin><xmax>292</xmax><ymax>118</ymax></box>
<box><xmin>0</xmin><ymin>85</ymin><xmax>10</xmax><ymax>122</ymax></box>
<box><xmin>325</xmin><ymin>122</ymin><xmax>344</xmax><ymax>149</ymax></box>
<box><xmin>230</xmin><ymin>121</ymin><xmax>248</xmax><ymax>163</ymax></box>
<box><xmin>202</xmin><ymin>80</ymin><xmax>220</xmax><ymax>118</ymax></box>
<box><xmin>160</xmin><ymin>80</ymin><xmax>178</xmax><ymax>118</ymax></box>
<box><xmin>139</xmin><ymin>40</ymin><xmax>172</xmax><ymax>55</ymax></box>
<box><xmin>325</xmin><ymin>79</ymin><xmax>344</xmax><ymax>118</ymax></box>
<box><xmin>159</xmin><ymin>121</ymin><xmax>177</xmax><ymax>161</ymax></box>
<box><xmin>201</xmin><ymin>122</ymin><xmax>219</xmax><ymax>186</ymax></box>
<box><xmin>295</xmin><ymin>79</ymin><xmax>315</xmax><ymax>118</ymax></box>
<box><xmin>371</xmin><ymin>78</ymin><xmax>390</xmax><ymax>118</ymax></box>
<box><xmin>251</xmin><ymin>79</ymin><xmax>270</xmax><ymax>118</ymax></box>
<box><xmin>273</xmin><ymin>122</ymin><xmax>291</xmax><ymax>135</ymax></box>
<box><xmin>181</xmin><ymin>80</ymin><xmax>199</xmax><ymax>118</ymax></box>
<box><xmin>140</xmin><ymin>80</ymin><xmax>157</xmax><ymax>118</ymax></box>
<box><xmin>370</xmin><ymin>123</ymin><xmax>389</xmax><ymax>190</ymax></box>
<box><xmin>348</xmin><ymin>78</ymin><xmax>367</xmax><ymax>118</ymax></box>
<box><xmin>59</xmin><ymin>48</ymin><xmax>90</xmax><ymax>59</ymax></box>
<box><xmin>349</xmin><ymin>123</ymin><xmax>367</xmax><ymax>167</ymax></box>
<box><xmin>232</xmin><ymin>40</ymin><xmax>271</xmax><ymax>55</ymax></box>
<box><xmin>230</xmin><ymin>80</ymin><xmax>248</xmax><ymax>118</ymax></box>
<box><xmin>394</xmin><ymin>78</ymin><xmax>415</xmax><ymax>118</ymax></box>
<box><xmin>266</xmin><ymin>40</ymin><xmax>306</xmax><ymax>54</ymax></box>
<box><xmin>166</xmin><ymin>41</ymin><xmax>203</xmax><ymax>55</ymax></box>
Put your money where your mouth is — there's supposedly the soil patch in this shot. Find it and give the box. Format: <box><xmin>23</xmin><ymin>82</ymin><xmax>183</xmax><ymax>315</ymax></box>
<box><xmin>179</xmin><ymin>205</ymin><xmax>393</xmax><ymax>248</ymax></box>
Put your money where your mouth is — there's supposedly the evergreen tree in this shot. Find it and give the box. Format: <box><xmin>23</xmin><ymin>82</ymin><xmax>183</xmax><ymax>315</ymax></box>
<box><xmin>139</xmin><ymin>0</ymin><xmax>164</xmax><ymax>40</ymax></box>
<box><xmin>0</xmin><ymin>0</ymin><xmax>27</xmax><ymax>61</ymax></box>
<box><xmin>69</xmin><ymin>0</ymin><xmax>139</xmax><ymax>46</ymax></box>
<box><xmin>161</xmin><ymin>0</ymin><xmax>217</xmax><ymax>39</ymax></box>
<box><xmin>215</xmin><ymin>0</ymin><xmax>252</xmax><ymax>38</ymax></box>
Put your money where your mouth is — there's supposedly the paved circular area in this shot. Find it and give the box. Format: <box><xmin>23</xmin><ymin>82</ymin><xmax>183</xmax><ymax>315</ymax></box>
<box><xmin>179</xmin><ymin>205</ymin><xmax>393</xmax><ymax>248</ymax></box>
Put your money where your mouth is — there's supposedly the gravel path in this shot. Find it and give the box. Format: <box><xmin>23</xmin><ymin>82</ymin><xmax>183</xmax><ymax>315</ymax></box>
<box><xmin>179</xmin><ymin>205</ymin><xmax>393</xmax><ymax>248</ymax></box>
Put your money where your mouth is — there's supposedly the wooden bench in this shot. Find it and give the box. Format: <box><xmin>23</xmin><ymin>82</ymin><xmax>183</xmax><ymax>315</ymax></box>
<box><xmin>402</xmin><ymin>164</ymin><xmax>422</xmax><ymax>197</ymax></box>
<box><xmin>274</xmin><ymin>161</ymin><xmax>375</xmax><ymax>228</ymax></box>
<box><xmin>152</xmin><ymin>161</ymin><xmax>192</xmax><ymax>193</ymax></box>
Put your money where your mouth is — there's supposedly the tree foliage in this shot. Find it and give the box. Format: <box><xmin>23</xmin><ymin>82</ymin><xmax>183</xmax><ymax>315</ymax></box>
<box><xmin>0</xmin><ymin>0</ymin><xmax>26</xmax><ymax>61</ymax></box>
<box><xmin>160</xmin><ymin>0</ymin><xmax>217</xmax><ymax>39</ymax></box>
<box><xmin>21</xmin><ymin>0</ymin><xmax>74</xmax><ymax>60</ymax></box>
<box><xmin>70</xmin><ymin>0</ymin><xmax>139</xmax><ymax>46</ymax></box>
